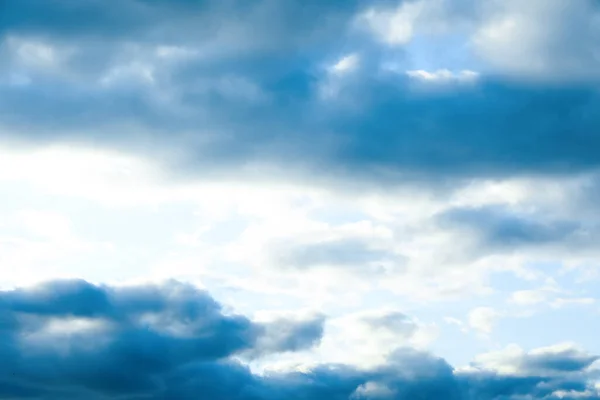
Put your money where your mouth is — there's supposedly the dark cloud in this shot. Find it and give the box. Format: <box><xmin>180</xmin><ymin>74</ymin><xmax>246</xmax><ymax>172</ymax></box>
<box><xmin>0</xmin><ymin>279</ymin><xmax>323</xmax><ymax>399</ymax></box>
<box><xmin>0</xmin><ymin>279</ymin><xmax>598</xmax><ymax>399</ymax></box>
<box><xmin>3</xmin><ymin>65</ymin><xmax>600</xmax><ymax>186</ymax></box>
<box><xmin>437</xmin><ymin>205</ymin><xmax>583</xmax><ymax>250</ymax></box>
<box><xmin>1</xmin><ymin>2</ymin><xmax>599</xmax><ymax>186</ymax></box>
<box><xmin>520</xmin><ymin>347</ymin><xmax>599</xmax><ymax>374</ymax></box>
<box><xmin>248</xmin><ymin>315</ymin><xmax>326</xmax><ymax>357</ymax></box>
<box><xmin>0</xmin><ymin>0</ymin><xmax>370</xmax><ymax>52</ymax></box>
<box><xmin>328</xmin><ymin>79</ymin><xmax>600</xmax><ymax>177</ymax></box>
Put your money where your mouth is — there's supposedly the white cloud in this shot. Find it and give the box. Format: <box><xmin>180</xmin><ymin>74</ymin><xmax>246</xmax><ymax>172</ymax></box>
<box><xmin>330</xmin><ymin>53</ymin><xmax>360</xmax><ymax>74</ymax></box>
<box><xmin>468</xmin><ymin>307</ymin><xmax>501</xmax><ymax>335</ymax></box>
<box><xmin>15</xmin><ymin>210</ymin><xmax>73</xmax><ymax>240</ymax></box>
<box><xmin>3</xmin><ymin>142</ymin><xmax>600</xmax><ymax>367</ymax></box>
<box><xmin>357</xmin><ymin>1</ymin><xmax>424</xmax><ymax>45</ymax></box>
<box><xmin>319</xmin><ymin>53</ymin><xmax>361</xmax><ymax>100</ymax></box>
<box><xmin>251</xmin><ymin>309</ymin><xmax>438</xmax><ymax>372</ymax></box>
<box><xmin>8</xmin><ymin>37</ymin><xmax>66</xmax><ymax>70</ymax></box>
<box><xmin>357</xmin><ymin>0</ymin><xmax>600</xmax><ymax>80</ymax></box>
<box><xmin>551</xmin><ymin>297</ymin><xmax>596</xmax><ymax>308</ymax></box>
<box><xmin>3</xmin><ymin>1</ymin><xmax>600</xmax><ymax>388</ymax></box>
<box><xmin>470</xmin><ymin>342</ymin><xmax>598</xmax><ymax>377</ymax></box>
<box><xmin>509</xmin><ymin>288</ymin><xmax>551</xmax><ymax>306</ymax></box>
<box><xmin>508</xmin><ymin>285</ymin><xmax>597</xmax><ymax>310</ymax></box>
<box><xmin>2</xmin><ymin>142</ymin><xmax>600</xmax><ymax>302</ymax></box>
<box><xmin>472</xmin><ymin>0</ymin><xmax>600</xmax><ymax>80</ymax></box>
<box><xmin>41</xmin><ymin>317</ymin><xmax>111</xmax><ymax>337</ymax></box>
<box><xmin>100</xmin><ymin>62</ymin><xmax>156</xmax><ymax>86</ymax></box>
<box><xmin>154</xmin><ymin>45</ymin><xmax>198</xmax><ymax>60</ymax></box>
<box><xmin>351</xmin><ymin>381</ymin><xmax>395</xmax><ymax>399</ymax></box>
<box><xmin>406</xmin><ymin>69</ymin><xmax>479</xmax><ymax>82</ymax></box>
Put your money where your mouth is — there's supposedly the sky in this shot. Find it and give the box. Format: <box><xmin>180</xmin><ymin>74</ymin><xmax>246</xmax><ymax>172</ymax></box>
<box><xmin>1</xmin><ymin>0</ymin><xmax>600</xmax><ymax>398</ymax></box>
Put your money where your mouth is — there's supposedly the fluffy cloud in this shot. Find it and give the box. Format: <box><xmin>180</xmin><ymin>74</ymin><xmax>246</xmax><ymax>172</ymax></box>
<box><xmin>467</xmin><ymin>307</ymin><xmax>501</xmax><ymax>335</ymax></box>
<box><xmin>472</xmin><ymin>0</ymin><xmax>600</xmax><ymax>80</ymax></box>
<box><xmin>0</xmin><ymin>279</ymin><xmax>324</xmax><ymax>398</ymax></box>
<box><xmin>470</xmin><ymin>343</ymin><xmax>599</xmax><ymax>377</ymax></box>
<box><xmin>4</xmin><ymin>142</ymin><xmax>600</xmax><ymax>304</ymax></box>
<box><xmin>1</xmin><ymin>0</ymin><xmax>600</xmax><ymax>189</ymax></box>
<box><xmin>360</xmin><ymin>0</ymin><xmax>600</xmax><ymax>80</ymax></box>
<box><xmin>0</xmin><ymin>279</ymin><xmax>599</xmax><ymax>399</ymax></box>
<box><xmin>2</xmin><ymin>1</ymin><xmax>600</xmax><ymax>397</ymax></box>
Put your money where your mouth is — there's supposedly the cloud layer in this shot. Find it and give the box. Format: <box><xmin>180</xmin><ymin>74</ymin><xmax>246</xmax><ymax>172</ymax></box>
<box><xmin>1</xmin><ymin>0</ymin><xmax>600</xmax><ymax>187</ymax></box>
<box><xmin>2</xmin><ymin>1</ymin><xmax>600</xmax><ymax>398</ymax></box>
<box><xmin>0</xmin><ymin>280</ymin><xmax>598</xmax><ymax>399</ymax></box>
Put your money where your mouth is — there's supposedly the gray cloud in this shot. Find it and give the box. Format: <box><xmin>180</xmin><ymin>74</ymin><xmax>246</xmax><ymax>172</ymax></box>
<box><xmin>1</xmin><ymin>1</ymin><xmax>600</xmax><ymax>188</ymax></box>
<box><xmin>520</xmin><ymin>347</ymin><xmax>599</xmax><ymax>375</ymax></box>
<box><xmin>270</xmin><ymin>237</ymin><xmax>404</xmax><ymax>274</ymax></box>
<box><xmin>0</xmin><ymin>280</ymin><xmax>598</xmax><ymax>398</ymax></box>
<box><xmin>1</xmin><ymin>0</ymin><xmax>367</xmax><ymax>53</ymax></box>
<box><xmin>472</xmin><ymin>0</ymin><xmax>600</xmax><ymax>80</ymax></box>
<box><xmin>437</xmin><ymin>205</ymin><xmax>583</xmax><ymax>251</ymax></box>
<box><xmin>250</xmin><ymin>315</ymin><xmax>326</xmax><ymax>356</ymax></box>
<box><xmin>362</xmin><ymin>312</ymin><xmax>418</xmax><ymax>339</ymax></box>
<box><xmin>0</xmin><ymin>279</ymin><xmax>324</xmax><ymax>398</ymax></box>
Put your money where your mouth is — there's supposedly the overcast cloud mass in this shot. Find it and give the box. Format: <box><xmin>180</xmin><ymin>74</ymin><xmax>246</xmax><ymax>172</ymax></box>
<box><xmin>2</xmin><ymin>0</ymin><xmax>600</xmax><ymax>398</ymax></box>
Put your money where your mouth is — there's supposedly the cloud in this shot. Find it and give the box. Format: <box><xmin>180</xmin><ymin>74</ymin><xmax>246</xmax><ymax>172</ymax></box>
<box><xmin>5</xmin><ymin>68</ymin><xmax>600</xmax><ymax>187</ymax></box>
<box><xmin>438</xmin><ymin>205</ymin><xmax>583</xmax><ymax>251</ymax></box>
<box><xmin>308</xmin><ymin>310</ymin><xmax>430</xmax><ymax>368</ymax></box>
<box><xmin>2</xmin><ymin>1</ymin><xmax>600</xmax><ymax>398</ymax></box>
<box><xmin>251</xmin><ymin>314</ymin><xmax>326</xmax><ymax>356</ymax></box>
<box><xmin>551</xmin><ymin>297</ymin><xmax>596</xmax><ymax>309</ymax></box>
<box><xmin>10</xmin><ymin>0</ymin><xmax>599</xmax><ymax>85</ymax></box>
<box><xmin>355</xmin><ymin>0</ymin><xmax>475</xmax><ymax>45</ymax></box>
<box><xmin>0</xmin><ymin>278</ymin><xmax>598</xmax><ymax>398</ymax></box>
<box><xmin>269</xmin><ymin>236</ymin><xmax>403</xmax><ymax>274</ymax></box>
<box><xmin>470</xmin><ymin>343</ymin><xmax>599</xmax><ymax>377</ymax></box>
<box><xmin>509</xmin><ymin>289</ymin><xmax>552</xmax><ymax>306</ymax></box>
<box><xmin>472</xmin><ymin>0</ymin><xmax>600</xmax><ymax>80</ymax></box>
<box><xmin>362</xmin><ymin>311</ymin><xmax>419</xmax><ymax>338</ymax></box>
<box><xmin>460</xmin><ymin>344</ymin><xmax>600</xmax><ymax>400</ymax></box>
<box><xmin>508</xmin><ymin>286</ymin><xmax>596</xmax><ymax>310</ymax></box>
<box><xmin>1</xmin><ymin>0</ymin><xmax>365</xmax><ymax>53</ymax></box>
<box><xmin>405</xmin><ymin>69</ymin><xmax>479</xmax><ymax>82</ymax></box>
<box><xmin>1</xmin><ymin>1</ymin><xmax>600</xmax><ymax>189</ymax></box>
<box><xmin>468</xmin><ymin>307</ymin><xmax>501</xmax><ymax>335</ymax></box>
<box><xmin>5</xmin><ymin>141</ymin><xmax>600</xmax><ymax>308</ymax></box>
<box><xmin>360</xmin><ymin>0</ymin><xmax>600</xmax><ymax>81</ymax></box>
<box><xmin>356</xmin><ymin>1</ymin><xmax>424</xmax><ymax>45</ymax></box>
<box><xmin>0</xmin><ymin>279</ymin><xmax>326</xmax><ymax>398</ymax></box>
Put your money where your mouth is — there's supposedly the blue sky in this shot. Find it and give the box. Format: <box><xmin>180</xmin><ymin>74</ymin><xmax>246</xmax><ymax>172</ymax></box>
<box><xmin>2</xmin><ymin>0</ymin><xmax>600</xmax><ymax>398</ymax></box>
